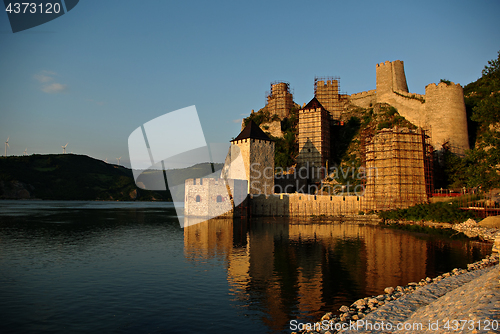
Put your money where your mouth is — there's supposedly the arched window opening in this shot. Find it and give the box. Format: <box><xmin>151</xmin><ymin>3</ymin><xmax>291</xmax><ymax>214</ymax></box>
<box><xmin>216</xmin><ymin>195</ymin><xmax>223</xmax><ymax>203</ymax></box>
<box><xmin>196</xmin><ymin>195</ymin><xmax>201</xmax><ymax>202</ymax></box>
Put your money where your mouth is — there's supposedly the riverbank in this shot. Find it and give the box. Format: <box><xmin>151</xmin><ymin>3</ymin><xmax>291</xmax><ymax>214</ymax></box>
<box><xmin>295</xmin><ymin>217</ymin><xmax>500</xmax><ymax>334</ymax></box>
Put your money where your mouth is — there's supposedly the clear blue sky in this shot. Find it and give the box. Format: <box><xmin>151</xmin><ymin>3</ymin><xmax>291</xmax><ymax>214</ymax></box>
<box><xmin>1</xmin><ymin>0</ymin><xmax>499</xmax><ymax>167</ymax></box>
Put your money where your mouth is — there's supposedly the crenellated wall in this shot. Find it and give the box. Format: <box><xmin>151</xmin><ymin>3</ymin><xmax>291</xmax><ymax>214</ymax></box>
<box><xmin>250</xmin><ymin>193</ymin><xmax>363</xmax><ymax>216</ymax></box>
<box><xmin>349</xmin><ymin>90</ymin><xmax>376</xmax><ymax>108</ymax></box>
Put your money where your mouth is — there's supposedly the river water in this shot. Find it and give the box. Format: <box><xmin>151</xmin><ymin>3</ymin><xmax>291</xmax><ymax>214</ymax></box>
<box><xmin>0</xmin><ymin>201</ymin><xmax>492</xmax><ymax>333</ymax></box>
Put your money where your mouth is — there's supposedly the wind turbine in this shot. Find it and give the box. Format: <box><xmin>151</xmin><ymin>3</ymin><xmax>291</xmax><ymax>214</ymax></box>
<box><xmin>116</xmin><ymin>157</ymin><xmax>121</xmax><ymax>165</ymax></box>
<box><xmin>4</xmin><ymin>137</ymin><xmax>9</xmax><ymax>157</ymax></box>
<box><xmin>62</xmin><ymin>143</ymin><xmax>68</xmax><ymax>154</ymax></box>
<box><xmin>23</xmin><ymin>148</ymin><xmax>27</xmax><ymax>156</ymax></box>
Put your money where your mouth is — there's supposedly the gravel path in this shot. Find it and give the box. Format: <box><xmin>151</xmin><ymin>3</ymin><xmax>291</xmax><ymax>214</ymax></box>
<box><xmin>339</xmin><ymin>265</ymin><xmax>499</xmax><ymax>333</ymax></box>
<box><xmin>401</xmin><ymin>265</ymin><xmax>500</xmax><ymax>333</ymax></box>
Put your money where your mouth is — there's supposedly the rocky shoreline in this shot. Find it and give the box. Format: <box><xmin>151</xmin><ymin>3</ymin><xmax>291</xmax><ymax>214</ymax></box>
<box><xmin>294</xmin><ymin>218</ymin><xmax>500</xmax><ymax>334</ymax></box>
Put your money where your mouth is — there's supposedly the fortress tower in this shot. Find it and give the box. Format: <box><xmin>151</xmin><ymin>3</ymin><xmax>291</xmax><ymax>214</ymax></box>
<box><xmin>376</xmin><ymin>60</ymin><xmax>409</xmax><ymax>102</ymax></box>
<box><xmin>266</xmin><ymin>81</ymin><xmax>294</xmax><ymax>119</ymax></box>
<box><xmin>297</xmin><ymin>97</ymin><xmax>330</xmax><ymax>181</ymax></box>
<box><xmin>229</xmin><ymin>120</ymin><xmax>275</xmax><ymax>195</ymax></box>
<box><xmin>425</xmin><ymin>82</ymin><xmax>469</xmax><ymax>154</ymax></box>
<box><xmin>314</xmin><ymin>77</ymin><xmax>346</xmax><ymax>120</ymax></box>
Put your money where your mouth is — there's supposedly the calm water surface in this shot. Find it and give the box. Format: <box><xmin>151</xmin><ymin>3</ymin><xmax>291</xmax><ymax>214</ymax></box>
<box><xmin>0</xmin><ymin>201</ymin><xmax>492</xmax><ymax>333</ymax></box>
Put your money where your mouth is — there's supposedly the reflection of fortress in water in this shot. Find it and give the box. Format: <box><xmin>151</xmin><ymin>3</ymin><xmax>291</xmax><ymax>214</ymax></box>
<box><xmin>183</xmin><ymin>218</ymin><xmax>435</xmax><ymax>331</ymax></box>
<box><xmin>183</xmin><ymin>218</ymin><xmax>490</xmax><ymax>331</ymax></box>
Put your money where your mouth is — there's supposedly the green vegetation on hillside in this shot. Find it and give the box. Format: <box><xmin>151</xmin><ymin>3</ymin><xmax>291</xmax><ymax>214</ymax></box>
<box><xmin>242</xmin><ymin>107</ymin><xmax>280</xmax><ymax>127</ymax></box>
<box><xmin>0</xmin><ymin>154</ymin><xmax>220</xmax><ymax>201</ymax></box>
<box><xmin>243</xmin><ymin>106</ymin><xmax>300</xmax><ymax>169</ymax></box>
<box><xmin>444</xmin><ymin>51</ymin><xmax>500</xmax><ymax>191</ymax></box>
<box><xmin>378</xmin><ymin>201</ymin><xmax>477</xmax><ymax>223</ymax></box>
<box><xmin>272</xmin><ymin>109</ymin><xmax>299</xmax><ymax>169</ymax></box>
<box><xmin>326</xmin><ymin>104</ymin><xmax>417</xmax><ymax>189</ymax></box>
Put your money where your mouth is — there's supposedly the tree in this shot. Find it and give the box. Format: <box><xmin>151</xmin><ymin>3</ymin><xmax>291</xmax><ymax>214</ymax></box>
<box><xmin>471</xmin><ymin>50</ymin><xmax>500</xmax><ymax>126</ymax></box>
<box><xmin>463</xmin><ymin>51</ymin><xmax>500</xmax><ymax>190</ymax></box>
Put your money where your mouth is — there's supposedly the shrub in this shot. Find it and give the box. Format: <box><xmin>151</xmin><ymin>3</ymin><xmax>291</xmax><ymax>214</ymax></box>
<box><xmin>378</xmin><ymin>202</ymin><xmax>477</xmax><ymax>223</ymax></box>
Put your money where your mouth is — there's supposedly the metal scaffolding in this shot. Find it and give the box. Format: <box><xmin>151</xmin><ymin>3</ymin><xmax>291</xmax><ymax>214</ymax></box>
<box><xmin>314</xmin><ymin>76</ymin><xmax>347</xmax><ymax>120</ymax></box>
<box><xmin>265</xmin><ymin>81</ymin><xmax>294</xmax><ymax>119</ymax></box>
<box><xmin>361</xmin><ymin>127</ymin><xmax>433</xmax><ymax>211</ymax></box>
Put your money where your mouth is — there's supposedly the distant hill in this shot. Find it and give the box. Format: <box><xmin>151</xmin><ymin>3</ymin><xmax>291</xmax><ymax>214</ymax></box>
<box><xmin>0</xmin><ymin>154</ymin><xmax>221</xmax><ymax>201</ymax></box>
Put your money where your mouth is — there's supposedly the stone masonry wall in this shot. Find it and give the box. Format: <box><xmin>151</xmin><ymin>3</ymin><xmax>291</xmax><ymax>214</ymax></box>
<box><xmin>349</xmin><ymin>90</ymin><xmax>377</xmax><ymax>108</ymax></box>
<box><xmin>185</xmin><ymin>178</ymin><xmax>233</xmax><ymax>217</ymax></box>
<box><xmin>251</xmin><ymin>193</ymin><xmax>363</xmax><ymax>216</ymax></box>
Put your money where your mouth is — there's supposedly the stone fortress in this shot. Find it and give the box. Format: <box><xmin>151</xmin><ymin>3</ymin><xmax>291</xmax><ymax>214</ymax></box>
<box><xmin>265</xmin><ymin>60</ymin><xmax>469</xmax><ymax>156</ymax></box>
<box><xmin>185</xmin><ymin>60</ymin><xmax>470</xmax><ymax>219</ymax></box>
<box><xmin>350</xmin><ymin>60</ymin><xmax>469</xmax><ymax>154</ymax></box>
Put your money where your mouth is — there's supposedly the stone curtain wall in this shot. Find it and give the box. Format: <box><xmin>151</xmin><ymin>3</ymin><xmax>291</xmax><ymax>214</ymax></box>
<box><xmin>250</xmin><ymin>193</ymin><xmax>363</xmax><ymax>216</ymax></box>
<box><xmin>349</xmin><ymin>90</ymin><xmax>377</xmax><ymax>108</ymax></box>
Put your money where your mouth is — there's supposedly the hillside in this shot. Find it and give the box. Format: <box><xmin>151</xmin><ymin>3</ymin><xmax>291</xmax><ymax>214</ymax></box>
<box><xmin>0</xmin><ymin>154</ymin><xmax>170</xmax><ymax>201</ymax></box>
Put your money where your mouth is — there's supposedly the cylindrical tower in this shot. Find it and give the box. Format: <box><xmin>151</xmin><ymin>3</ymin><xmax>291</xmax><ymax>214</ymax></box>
<box><xmin>425</xmin><ymin>82</ymin><xmax>469</xmax><ymax>154</ymax></box>
<box><xmin>266</xmin><ymin>81</ymin><xmax>293</xmax><ymax>119</ymax></box>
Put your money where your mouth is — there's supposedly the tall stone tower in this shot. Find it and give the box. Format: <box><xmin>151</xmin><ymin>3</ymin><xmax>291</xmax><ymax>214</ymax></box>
<box><xmin>266</xmin><ymin>81</ymin><xmax>294</xmax><ymax>119</ymax></box>
<box><xmin>314</xmin><ymin>77</ymin><xmax>345</xmax><ymax>120</ymax></box>
<box><xmin>376</xmin><ymin>60</ymin><xmax>409</xmax><ymax>102</ymax></box>
<box><xmin>424</xmin><ymin>82</ymin><xmax>469</xmax><ymax>153</ymax></box>
<box><xmin>229</xmin><ymin>120</ymin><xmax>275</xmax><ymax>195</ymax></box>
<box><xmin>297</xmin><ymin>97</ymin><xmax>330</xmax><ymax>181</ymax></box>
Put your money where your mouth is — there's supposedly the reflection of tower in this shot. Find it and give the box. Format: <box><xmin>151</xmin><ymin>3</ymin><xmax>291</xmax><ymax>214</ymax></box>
<box><xmin>266</xmin><ymin>81</ymin><xmax>294</xmax><ymax>118</ymax></box>
<box><xmin>297</xmin><ymin>97</ymin><xmax>330</xmax><ymax>181</ymax></box>
<box><xmin>229</xmin><ymin>120</ymin><xmax>275</xmax><ymax>195</ymax></box>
